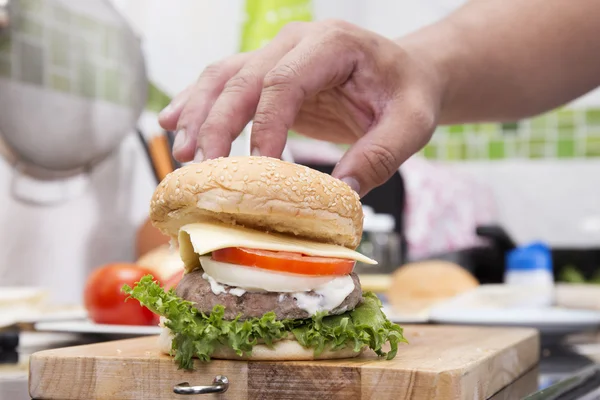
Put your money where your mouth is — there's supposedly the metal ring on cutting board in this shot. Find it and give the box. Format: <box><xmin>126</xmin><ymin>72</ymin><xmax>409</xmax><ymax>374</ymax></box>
<box><xmin>173</xmin><ymin>376</ymin><xmax>229</xmax><ymax>395</ymax></box>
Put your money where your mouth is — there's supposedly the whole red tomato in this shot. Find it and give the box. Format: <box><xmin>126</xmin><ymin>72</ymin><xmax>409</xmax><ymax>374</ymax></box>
<box><xmin>84</xmin><ymin>263</ymin><xmax>156</xmax><ymax>326</ymax></box>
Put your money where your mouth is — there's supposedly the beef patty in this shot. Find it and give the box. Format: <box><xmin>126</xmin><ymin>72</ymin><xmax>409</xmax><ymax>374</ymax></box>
<box><xmin>175</xmin><ymin>269</ymin><xmax>363</xmax><ymax>320</ymax></box>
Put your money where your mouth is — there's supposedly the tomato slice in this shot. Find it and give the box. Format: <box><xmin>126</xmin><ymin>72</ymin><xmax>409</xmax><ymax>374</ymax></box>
<box><xmin>211</xmin><ymin>247</ymin><xmax>355</xmax><ymax>276</ymax></box>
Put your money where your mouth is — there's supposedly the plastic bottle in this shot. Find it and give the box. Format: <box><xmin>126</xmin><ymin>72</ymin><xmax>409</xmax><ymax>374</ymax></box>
<box><xmin>358</xmin><ymin>207</ymin><xmax>398</xmax><ymax>273</ymax></box>
<box><xmin>504</xmin><ymin>242</ymin><xmax>554</xmax><ymax>307</ymax></box>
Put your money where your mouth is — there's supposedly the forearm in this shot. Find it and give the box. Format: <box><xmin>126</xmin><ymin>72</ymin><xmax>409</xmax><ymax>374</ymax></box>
<box><xmin>398</xmin><ymin>0</ymin><xmax>600</xmax><ymax>124</ymax></box>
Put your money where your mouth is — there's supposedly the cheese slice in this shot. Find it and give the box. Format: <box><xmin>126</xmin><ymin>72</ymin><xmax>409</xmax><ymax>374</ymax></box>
<box><xmin>178</xmin><ymin>221</ymin><xmax>377</xmax><ymax>272</ymax></box>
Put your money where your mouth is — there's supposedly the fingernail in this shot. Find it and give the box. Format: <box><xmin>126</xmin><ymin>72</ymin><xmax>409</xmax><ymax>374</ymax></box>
<box><xmin>341</xmin><ymin>177</ymin><xmax>360</xmax><ymax>195</ymax></box>
<box><xmin>172</xmin><ymin>129</ymin><xmax>187</xmax><ymax>153</ymax></box>
<box><xmin>251</xmin><ymin>148</ymin><xmax>260</xmax><ymax>157</ymax></box>
<box><xmin>159</xmin><ymin>103</ymin><xmax>173</xmax><ymax>119</ymax></box>
<box><xmin>194</xmin><ymin>148</ymin><xmax>205</xmax><ymax>163</ymax></box>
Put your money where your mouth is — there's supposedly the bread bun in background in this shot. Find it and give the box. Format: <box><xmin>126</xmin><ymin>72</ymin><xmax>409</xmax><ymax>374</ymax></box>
<box><xmin>387</xmin><ymin>260</ymin><xmax>479</xmax><ymax>314</ymax></box>
<box><xmin>149</xmin><ymin>156</ymin><xmax>363</xmax><ymax>249</ymax></box>
<box><xmin>135</xmin><ymin>244</ymin><xmax>184</xmax><ymax>282</ymax></box>
<box><xmin>136</xmin><ymin>217</ymin><xmax>170</xmax><ymax>259</ymax></box>
<box><xmin>357</xmin><ymin>274</ymin><xmax>392</xmax><ymax>294</ymax></box>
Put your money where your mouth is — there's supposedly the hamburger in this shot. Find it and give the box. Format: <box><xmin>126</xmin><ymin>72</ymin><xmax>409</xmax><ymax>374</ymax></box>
<box><xmin>124</xmin><ymin>156</ymin><xmax>406</xmax><ymax>369</ymax></box>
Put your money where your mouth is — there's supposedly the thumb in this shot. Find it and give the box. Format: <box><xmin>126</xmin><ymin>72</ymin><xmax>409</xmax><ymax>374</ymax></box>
<box><xmin>332</xmin><ymin>105</ymin><xmax>435</xmax><ymax>197</ymax></box>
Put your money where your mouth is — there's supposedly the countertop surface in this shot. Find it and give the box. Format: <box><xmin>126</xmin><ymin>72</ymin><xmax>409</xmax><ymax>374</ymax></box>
<box><xmin>2</xmin><ymin>330</ymin><xmax>600</xmax><ymax>400</ymax></box>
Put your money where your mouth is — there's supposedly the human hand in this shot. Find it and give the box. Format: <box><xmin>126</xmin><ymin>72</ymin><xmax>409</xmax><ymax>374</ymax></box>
<box><xmin>159</xmin><ymin>20</ymin><xmax>443</xmax><ymax>197</ymax></box>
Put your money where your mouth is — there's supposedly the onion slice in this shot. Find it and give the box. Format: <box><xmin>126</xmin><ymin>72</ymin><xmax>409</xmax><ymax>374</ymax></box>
<box><xmin>199</xmin><ymin>257</ymin><xmax>337</xmax><ymax>292</ymax></box>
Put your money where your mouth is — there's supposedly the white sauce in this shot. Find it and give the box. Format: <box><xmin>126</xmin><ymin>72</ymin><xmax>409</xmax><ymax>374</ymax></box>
<box><xmin>292</xmin><ymin>275</ymin><xmax>355</xmax><ymax>316</ymax></box>
<box><xmin>202</xmin><ymin>273</ymin><xmax>227</xmax><ymax>295</ymax></box>
<box><xmin>278</xmin><ymin>293</ymin><xmax>285</xmax><ymax>302</ymax></box>
<box><xmin>229</xmin><ymin>288</ymin><xmax>246</xmax><ymax>297</ymax></box>
<box><xmin>202</xmin><ymin>272</ymin><xmax>246</xmax><ymax>296</ymax></box>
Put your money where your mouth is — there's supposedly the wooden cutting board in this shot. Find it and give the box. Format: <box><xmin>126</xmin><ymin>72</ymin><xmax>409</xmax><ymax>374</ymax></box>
<box><xmin>29</xmin><ymin>325</ymin><xmax>539</xmax><ymax>400</ymax></box>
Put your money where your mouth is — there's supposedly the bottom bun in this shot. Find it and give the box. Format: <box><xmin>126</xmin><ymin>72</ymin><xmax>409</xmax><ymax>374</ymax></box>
<box><xmin>158</xmin><ymin>326</ymin><xmax>363</xmax><ymax>361</ymax></box>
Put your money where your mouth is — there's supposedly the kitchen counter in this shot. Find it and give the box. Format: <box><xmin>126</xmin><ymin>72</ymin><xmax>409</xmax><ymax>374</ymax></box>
<box><xmin>2</xmin><ymin>330</ymin><xmax>600</xmax><ymax>400</ymax></box>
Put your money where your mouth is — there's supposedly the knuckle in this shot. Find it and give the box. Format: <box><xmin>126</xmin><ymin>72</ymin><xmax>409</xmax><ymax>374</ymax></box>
<box><xmin>317</xmin><ymin>26</ymin><xmax>359</xmax><ymax>54</ymax></box>
<box><xmin>263</xmin><ymin>63</ymin><xmax>300</xmax><ymax>90</ymax></box>
<box><xmin>223</xmin><ymin>70</ymin><xmax>258</xmax><ymax>94</ymax></box>
<box><xmin>320</xmin><ymin>18</ymin><xmax>354</xmax><ymax>30</ymax></box>
<box><xmin>323</xmin><ymin>26</ymin><xmax>352</xmax><ymax>42</ymax></box>
<box><xmin>409</xmin><ymin>102</ymin><xmax>437</xmax><ymax>135</ymax></box>
<box><xmin>177</xmin><ymin>105</ymin><xmax>198</xmax><ymax>129</ymax></box>
<box><xmin>252</xmin><ymin>106</ymin><xmax>280</xmax><ymax>130</ymax></box>
<box><xmin>362</xmin><ymin>143</ymin><xmax>399</xmax><ymax>185</ymax></box>
<box><xmin>279</xmin><ymin>21</ymin><xmax>306</xmax><ymax>36</ymax></box>
<box><xmin>198</xmin><ymin>61</ymin><xmax>226</xmax><ymax>81</ymax></box>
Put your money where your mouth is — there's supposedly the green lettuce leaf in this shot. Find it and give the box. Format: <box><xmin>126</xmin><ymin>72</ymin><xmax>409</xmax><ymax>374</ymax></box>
<box><xmin>123</xmin><ymin>275</ymin><xmax>407</xmax><ymax>370</ymax></box>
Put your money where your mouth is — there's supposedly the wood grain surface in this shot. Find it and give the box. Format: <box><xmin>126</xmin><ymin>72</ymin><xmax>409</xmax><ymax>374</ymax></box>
<box><xmin>29</xmin><ymin>325</ymin><xmax>539</xmax><ymax>400</ymax></box>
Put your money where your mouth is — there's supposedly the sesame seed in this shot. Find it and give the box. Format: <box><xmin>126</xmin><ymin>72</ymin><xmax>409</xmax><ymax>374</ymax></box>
<box><xmin>292</xmin><ymin>186</ymin><xmax>297</xmax><ymax>191</ymax></box>
<box><xmin>220</xmin><ymin>176</ymin><xmax>225</xmax><ymax>182</ymax></box>
<box><xmin>243</xmin><ymin>175</ymin><xmax>248</xmax><ymax>181</ymax></box>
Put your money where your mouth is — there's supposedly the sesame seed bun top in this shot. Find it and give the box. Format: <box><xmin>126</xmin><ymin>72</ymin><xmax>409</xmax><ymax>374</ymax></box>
<box><xmin>149</xmin><ymin>156</ymin><xmax>364</xmax><ymax>249</ymax></box>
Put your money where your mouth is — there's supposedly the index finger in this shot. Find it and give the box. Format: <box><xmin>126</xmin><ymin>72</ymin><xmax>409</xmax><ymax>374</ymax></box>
<box><xmin>250</xmin><ymin>31</ymin><xmax>358</xmax><ymax>158</ymax></box>
<box><xmin>174</xmin><ymin>53</ymin><xmax>250</xmax><ymax>162</ymax></box>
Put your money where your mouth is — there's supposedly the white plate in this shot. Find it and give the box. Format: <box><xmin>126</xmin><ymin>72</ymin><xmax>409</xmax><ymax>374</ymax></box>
<box><xmin>0</xmin><ymin>305</ymin><xmax>87</xmax><ymax>329</ymax></box>
<box><xmin>429</xmin><ymin>306</ymin><xmax>600</xmax><ymax>336</ymax></box>
<box><xmin>428</xmin><ymin>284</ymin><xmax>600</xmax><ymax>337</ymax></box>
<box><xmin>34</xmin><ymin>320</ymin><xmax>162</xmax><ymax>336</ymax></box>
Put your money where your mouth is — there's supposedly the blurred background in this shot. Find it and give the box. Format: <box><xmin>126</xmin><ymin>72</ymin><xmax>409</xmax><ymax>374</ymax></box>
<box><xmin>0</xmin><ymin>0</ymin><xmax>599</xmax><ymax>308</ymax></box>
<box><xmin>2</xmin><ymin>2</ymin><xmax>600</xmax><ymax>397</ymax></box>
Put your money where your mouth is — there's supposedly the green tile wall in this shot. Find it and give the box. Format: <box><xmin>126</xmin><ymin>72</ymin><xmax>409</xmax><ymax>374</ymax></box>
<box><xmin>0</xmin><ymin>0</ymin><xmax>142</xmax><ymax>108</ymax></box>
<box><xmin>420</xmin><ymin>107</ymin><xmax>600</xmax><ymax>160</ymax></box>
